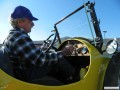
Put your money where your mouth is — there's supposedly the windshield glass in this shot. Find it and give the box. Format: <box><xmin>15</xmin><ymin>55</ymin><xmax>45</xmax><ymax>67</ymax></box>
<box><xmin>56</xmin><ymin>5</ymin><xmax>96</xmax><ymax>44</ymax></box>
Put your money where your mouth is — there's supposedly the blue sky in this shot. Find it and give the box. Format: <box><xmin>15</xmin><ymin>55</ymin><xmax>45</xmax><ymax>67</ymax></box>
<box><xmin>0</xmin><ymin>0</ymin><xmax>120</xmax><ymax>43</ymax></box>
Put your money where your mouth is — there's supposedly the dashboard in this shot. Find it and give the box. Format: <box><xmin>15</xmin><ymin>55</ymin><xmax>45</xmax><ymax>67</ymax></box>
<box><xmin>58</xmin><ymin>40</ymin><xmax>90</xmax><ymax>56</ymax></box>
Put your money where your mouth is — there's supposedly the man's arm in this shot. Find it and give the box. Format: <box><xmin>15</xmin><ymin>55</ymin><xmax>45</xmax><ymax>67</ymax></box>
<box><xmin>13</xmin><ymin>35</ymin><xmax>62</xmax><ymax>66</ymax></box>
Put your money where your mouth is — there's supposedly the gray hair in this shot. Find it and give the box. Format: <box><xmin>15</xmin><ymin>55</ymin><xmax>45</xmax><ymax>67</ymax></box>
<box><xmin>9</xmin><ymin>18</ymin><xmax>25</xmax><ymax>28</ymax></box>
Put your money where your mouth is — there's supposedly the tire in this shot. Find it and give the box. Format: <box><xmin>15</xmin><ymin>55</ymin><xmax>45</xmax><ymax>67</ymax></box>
<box><xmin>103</xmin><ymin>52</ymin><xmax>120</xmax><ymax>88</ymax></box>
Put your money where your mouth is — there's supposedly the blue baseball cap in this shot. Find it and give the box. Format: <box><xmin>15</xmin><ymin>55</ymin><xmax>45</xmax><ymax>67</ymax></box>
<box><xmin>11</xmin><ymin>5</ymin><xmax>38</xmax><ymax>21</ymax></box>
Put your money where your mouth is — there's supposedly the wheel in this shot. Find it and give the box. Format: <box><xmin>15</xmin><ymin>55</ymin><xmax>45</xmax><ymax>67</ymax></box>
<box><xmin>103</xmin><ymin>52</ymin><xmax>120</xmax><ymax>88</ymax></box>
<box><xmin>41</xmin><ymin>33</ymin><xmax>58</xmax><ymax>53</ymax></box>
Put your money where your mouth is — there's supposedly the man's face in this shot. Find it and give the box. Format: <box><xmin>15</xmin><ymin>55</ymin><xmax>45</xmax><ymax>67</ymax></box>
<box><xmin>18</xmin><ymin>18</ymin><xmax>34</xmax><ymax>33</ymax></box>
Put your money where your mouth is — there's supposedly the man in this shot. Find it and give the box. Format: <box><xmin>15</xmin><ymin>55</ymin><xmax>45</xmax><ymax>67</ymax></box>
<box><xmin>2</xmin><ymin>5</ymin><xmax>75</xmax><ymax>84</ymax></box>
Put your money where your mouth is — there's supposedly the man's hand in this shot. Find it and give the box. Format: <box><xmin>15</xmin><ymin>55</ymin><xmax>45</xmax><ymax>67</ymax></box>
<box><xmin>62</xmin><ymin>45</ymin><xmax>75</xmax><ymax>56</ymax></box>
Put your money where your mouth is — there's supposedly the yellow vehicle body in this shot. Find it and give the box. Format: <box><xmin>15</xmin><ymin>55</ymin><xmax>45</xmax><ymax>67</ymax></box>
<box><xmin>0</xmin><ymin>39</ymin><xmax>112</xmax><ymax>90</ymax></box>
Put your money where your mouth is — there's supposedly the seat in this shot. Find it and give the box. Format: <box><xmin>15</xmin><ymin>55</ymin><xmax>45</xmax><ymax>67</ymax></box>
<box><xmin>0</xmin><ymin>48</ymin><xmax>14</xmax><ymax>76</ymax></box>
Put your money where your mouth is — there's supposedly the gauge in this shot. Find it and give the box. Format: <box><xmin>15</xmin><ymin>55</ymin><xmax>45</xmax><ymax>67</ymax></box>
<box><xmin>81</xmin><ymin>47</ymin><xmax>88</xmax><ymax>54</ymax></box>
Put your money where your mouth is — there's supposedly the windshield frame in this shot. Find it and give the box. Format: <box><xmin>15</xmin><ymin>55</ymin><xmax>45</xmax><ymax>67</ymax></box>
<box><xmin>54</xmin><ymin>1</ymin><xmax>103</xmax><ymax>52</ymax></box>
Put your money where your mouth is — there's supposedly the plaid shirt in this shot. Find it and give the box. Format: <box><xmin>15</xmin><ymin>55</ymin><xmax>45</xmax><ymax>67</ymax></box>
<box><xmin>3</xmin><ymin>28</ymin><xmax>63</xmax><ymax>67</ymax></box>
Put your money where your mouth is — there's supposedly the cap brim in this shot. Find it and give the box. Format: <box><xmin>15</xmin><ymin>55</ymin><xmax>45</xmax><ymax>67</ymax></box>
<box><xmin>32</xmin><ymin>17</ymin><xmax>38</xmax><ymax>21</ymax></box>
<box><xmin>29</xmin><ymin>16</ymin><xmax>38</xmax><ymax>21</ymax></box>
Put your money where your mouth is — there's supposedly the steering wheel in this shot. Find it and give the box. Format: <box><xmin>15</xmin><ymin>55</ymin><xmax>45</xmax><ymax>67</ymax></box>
<box><xmin>41</xmin><ymin>32</ymin><xmax>58</xmax><ymax>53</ymax></box>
